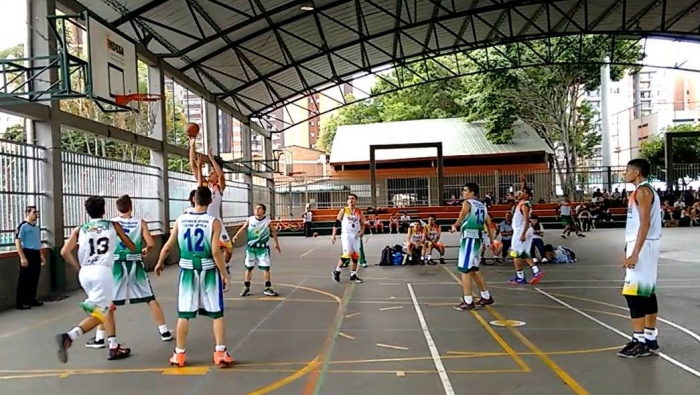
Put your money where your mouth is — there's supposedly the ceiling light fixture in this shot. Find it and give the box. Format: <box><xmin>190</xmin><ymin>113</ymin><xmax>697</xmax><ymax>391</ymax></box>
<box><xmin>300</xmin><ymin>5</ymin><xmax>314</xmax><ymax>11</ymax></box>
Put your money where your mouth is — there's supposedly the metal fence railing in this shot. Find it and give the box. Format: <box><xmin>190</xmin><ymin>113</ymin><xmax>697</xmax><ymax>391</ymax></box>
<box><xmin>273</xmin><ymin>164</ymin><xmax>700</xmax><ymax>218</ymax></box>
<box><xmin>0</xmin><ymin>139</ymin><xmax>46</xmax><ymax>250</ymax></box>
<box><xmin>222</xmin><ymin>180</ymin><xmax>249</xmax><ymax>223</ymax></box>
<box><xmin>62</xmin><ymin>151</ymin><xmax>162</xmax><ymax>237</ymax></box>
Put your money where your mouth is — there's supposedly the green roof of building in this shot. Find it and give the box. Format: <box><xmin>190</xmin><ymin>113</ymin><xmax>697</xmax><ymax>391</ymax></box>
<box><xmin>329</xmin><ymin>118</ymin><xmax>552</xmax><ymax>164</ymax></box>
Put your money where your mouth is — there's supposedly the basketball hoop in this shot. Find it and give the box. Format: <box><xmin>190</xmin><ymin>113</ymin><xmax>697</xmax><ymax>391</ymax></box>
<box><xmin>114</xmin><ymin>93</ymin><xmax>163</xmax><ymax>135</ymax></box>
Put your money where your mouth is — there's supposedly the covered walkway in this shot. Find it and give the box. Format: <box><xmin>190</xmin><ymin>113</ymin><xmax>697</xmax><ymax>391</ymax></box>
<box><xmin>1</xmin><ymin>229</ymin><xmax>700</xmax><ymax>394</ymax></box>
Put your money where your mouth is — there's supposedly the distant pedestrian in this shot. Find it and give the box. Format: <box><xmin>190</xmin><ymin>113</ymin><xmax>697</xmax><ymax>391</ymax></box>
<box><xmin>302</xmin><ymin>204</ymin><xmax>313</xmax><ymax>237</ymax></box>
<box><xmin>14</xmin><ymin>206</ymin><xmax>45</xmax><ymax>310</ymax></box>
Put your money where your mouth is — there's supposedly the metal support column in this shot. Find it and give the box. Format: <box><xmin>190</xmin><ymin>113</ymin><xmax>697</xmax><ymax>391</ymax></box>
<box><xmin>600</xmin><ymin>59</ymin><xmax>612</xmax><ymax>191</ymax></box>
<box><xmin>436</xmin><ymin>145</ymin><xmax>444</xmax><ymax>206</ymax></box>
<box><xmin>263</xmin><ymin>135</ymin><xmax>276</xmax><ymax>218</ymax></box>
<box><xmin>148</xmin><ymin>65</ymin><xmax>170</xmax><ymax>233</ymax></box>
<box><xmin>240</xmin><ymin>121</ymin><xmax>254</xmax><ymax>215</ymax></box>
<box><xmin>30</xmin><ymin>0</ymin><xmax>64</xmax><ymax>291</ymax></box>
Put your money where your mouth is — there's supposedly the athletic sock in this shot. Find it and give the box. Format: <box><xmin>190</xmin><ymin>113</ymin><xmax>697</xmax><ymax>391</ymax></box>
<box><xmin>334</xmin><ymin>267</ymin><xmax>342</xmax><ymax>273</ymax></box>
<box><xmin>532</xmin><ymin>265</ymin><xmax>541</xmax><ymax>275</ymax></box>
<box><xmin>426</xmin><ymin>255</ymin><xmax>432</xmax><ymax>260</ymax></box>
<box><xmin>68</xmin><ymin>327</ymin><xmax>84</xmax><ymax>341</ymax></box>
<box><xmin>264</xmin><ymin>281</ymin><xmax>271</xmax><ymax>288</ymax></box>
<box><xmin>644</xmin><ymin>327</ymin><xmax>658</xmax><ymax>341</ymax></box>
<box><xmin>516</xmin><ymin>270</ymin><xmax>525</xmax><ymax>279</ymax></box>
<box><xmin>350</xmin><ymin>271</ymin><xmax>357</xmax><ymax>277</ymax></box>
<box><xmin>480</xmin><ymin>291</ymin><xmax>491</xmax><ymax>300</ymax></box>
<box><xmin>463</xmin><ymin>295</ymin><xmax>473</xmax><ymax>304</ymax></box>
<box><xmin>95</xmin><ymin>329</ymin><xmax>106</xmax><ymax>341</ymax></box>
<box><xmin>107</xmin><ymin>336</ymin><xmax>118</xmax><ymax>349</ymax></box>
<box><xmin>633</xmin><ymin>332</ymin><xmax>646</xmax><ymax>343</ymax></box>
<box><xmin>244</xmin><ymin>281</ymin><xmax>251</xmax><ymax>288</ymax></box>
<box><xmin>215</xmin><ymin>345</ymin><xmax>226</xmax><ymax>352</ymax></box>
<box><xmin>175</xmin><ymin>347</ymin><xmax>185</xmax><ymax>354</ymax></box>
<box><xmin>158</xmin><ymin>324</ymin><xmax>169</xmax><ymax>334</ymax></box>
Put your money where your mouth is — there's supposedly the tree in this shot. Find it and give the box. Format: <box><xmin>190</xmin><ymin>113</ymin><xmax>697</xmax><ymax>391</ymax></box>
<box><xmin>465</xmin><ymin>36</ymin><xmax>642</xmax><ymax>194</ymax></box>
<box><xmin>639</xmin><ymin>124</ymin><xmax>700</xmax><ymax>180</ymax></box>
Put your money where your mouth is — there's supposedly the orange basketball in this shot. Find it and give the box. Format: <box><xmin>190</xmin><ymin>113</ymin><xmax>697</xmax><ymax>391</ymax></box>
<box><xmin>491</xmin><ymin>240</ymin><xmax>503</xmax><ymax>254</ymax></box>
<box><xmin>185</xmin><ymin>123</ymin><xmax>200</xmax><ymax>138</ymax></box>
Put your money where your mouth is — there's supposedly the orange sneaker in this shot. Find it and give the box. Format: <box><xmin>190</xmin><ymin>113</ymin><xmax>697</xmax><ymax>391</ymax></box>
<box><xmin>213</xmin><ymin>349</ymin><xmax>234</xmax><ymax>367</ymax></box>
<box><xmin>169</xmin><ymin>351</ymin><xmax>186</xmax><ymax>367</ymax></box>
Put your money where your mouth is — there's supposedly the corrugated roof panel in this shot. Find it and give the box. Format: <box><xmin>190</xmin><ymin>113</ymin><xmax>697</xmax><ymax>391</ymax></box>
<box><xmin>329</xmin><ymin>118</ymin><xmax>551</xmax><ymax>164</ymax></box>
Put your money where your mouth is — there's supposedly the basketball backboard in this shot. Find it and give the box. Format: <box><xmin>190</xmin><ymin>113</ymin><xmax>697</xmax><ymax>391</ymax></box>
<box><xmin>87</xmin><ymin>15</ymin><xmax>138</xmax><ymax>110</ymax></box>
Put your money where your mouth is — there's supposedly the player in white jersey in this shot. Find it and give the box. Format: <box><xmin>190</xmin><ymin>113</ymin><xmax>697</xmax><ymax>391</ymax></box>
<box><xmin>155</xmin><ymin>187</ymin><xmax>233</xmax><ymax>368</ymax></box>
<box><xmin>403</xmin><ymin>222</ymin><xmax>426</xmax><ymax>265</ymax></box>
<box><xmin>508</xmin><ymin>186</ymin><xmax>545</xmax><ymax>285</ymax></box>
<box><xmin>618</xmin><ymin>158</ymin><xmax>662</xmax><ymax>359</ymax></box>
<box><xmin>559</xmin><ymin>194</ymin><xmax>585</xmax><ymax>239</ymax></box>
<box><xmin>331</xmin><ymin>194</ymin><xmax>364</xmax><ymax>283</ymax></box>
<box><xmin>85</xmin><ymin>195</ymin><xmax>172</xmax><ymax>349</ymax></box>
<box><xmin>233</xmin><ymin>203</ymin><xmax>281</xmax><ymax>297</ymax></box>
<box><xmin>56</xmin><ymin>197</ymin><xmax>136</xmax><ymax>363</ymax></box>
<box><xmin>189</xmin><ymin>140</ymin><xmax>233</xmax><ymax>265</ymax></box>
<box><xmin>425</xmin><ymin>215</ymin><xmax>446</xmax><ymax>265</ymax></box>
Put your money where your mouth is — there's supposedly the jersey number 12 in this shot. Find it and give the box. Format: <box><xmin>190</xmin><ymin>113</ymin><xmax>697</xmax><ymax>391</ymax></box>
<box><xmin>184</xmin><ymin>228</ymin><xmax>205</xmax><ymax>252</ymax></box>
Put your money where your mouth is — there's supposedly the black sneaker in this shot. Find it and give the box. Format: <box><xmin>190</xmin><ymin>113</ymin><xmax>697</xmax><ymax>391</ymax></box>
<box><xmin>453</xmin><ymin>301</ymin><xmax>476</xmax><ymax>311</ymax></box>
<box><xmin>160</xmin><ymin>331</ymin><xmax>173</xmax><ymax>341</ymax></box>
<box><xmin>56</xmin><ymin>333</ymin><xmax>72</xmax><ymax>363</ymax></box>
<box><xmin>332</xmin><ymin>270</ymin><xmax>341</xmax><ymax>283</ymax></box>
<box><xmin>108</xmin><ymin>345</ymin><xmax>132</xmax><ymax>360</ymax></box>
<box><xmin>85</xmin><ymin>337</ymin><xmax>105</xmax><ymax>349</ymax></box>
<box><xmin>349</xmin><ymin>274</ymin><xmax>363</xmax><ymax>283</ymax></box>
<box><xmin>240</xmin><ymin>287</ymin><xmax>251</xmax><ymax>297</ymax></box>
<box><xmin>263</xmin><ymin>287</ymin><xmax>279</xmax><ymax>296</ymax></box>
<box><xmin>646</xmin><ymin>339</ymin><xmax>660</xmax><ymax>354</ymax></box>
<box><xmin>439</xmin><ymin>258</ymin><xmax>446</xmax><ymax>265</ymax></box>
<box><xmin>617</xmin><ymin>341</ymin><xmax>652</xmax><ymax>358</ymax></box>
<box><xmin>477</xmin><ymin>297</ymin><xmax>494</xmax><ymax>307</ymax></box>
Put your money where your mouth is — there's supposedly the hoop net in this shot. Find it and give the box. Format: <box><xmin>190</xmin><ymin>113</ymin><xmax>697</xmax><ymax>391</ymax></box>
<box><xmin>114</xmin><ymin>93</ymin><xmax>163</xmax><ymax>135</ymax></box>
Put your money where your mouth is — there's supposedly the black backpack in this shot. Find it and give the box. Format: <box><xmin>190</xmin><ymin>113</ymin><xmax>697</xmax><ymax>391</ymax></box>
<box><xmin>379</xmin><ymin>246</ymin><xmax>393</xmax><ymax>266</ymax></box>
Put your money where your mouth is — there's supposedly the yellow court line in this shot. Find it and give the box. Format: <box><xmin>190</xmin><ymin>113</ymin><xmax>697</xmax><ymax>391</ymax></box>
<box><xmin>247</xmin><ymin>357</ymin><xmax>320</xmax><ymax>395</ymax></box>
<box><xmin>441</xmin><ymin>266</ymin><xmax>589</xmax><ymax>395</ymax></box>
<box><xmin>446</xmin><ymin>345</ymin><xmax>624</xmax><ymax>357</ymax></box>
<box><xmin>376</xmin><ymin>343</ymin><xmax>410</xmax><ymax>351</ymax></box>
<box><xmin>325</xmin><ymin>369</ymin><xmax>527</xmax><ymax>374</ymax></box>
<box><xmin>469</xmin><ymin>310</ymin><xmax>531</xmax><ymax>372</ymax></box>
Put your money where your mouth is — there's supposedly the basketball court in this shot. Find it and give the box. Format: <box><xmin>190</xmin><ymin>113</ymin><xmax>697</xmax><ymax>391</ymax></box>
<box><xmin>0</xmin><ymin>228</ymin><xmax>699</xmax><ymax>394</ymax></box>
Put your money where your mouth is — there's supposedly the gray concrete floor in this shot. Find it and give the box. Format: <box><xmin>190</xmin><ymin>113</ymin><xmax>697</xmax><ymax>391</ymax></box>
<box><xmin>1</xmin><ymin>228</ymin><xmax>700</xmax><ymax>395</ymax></box>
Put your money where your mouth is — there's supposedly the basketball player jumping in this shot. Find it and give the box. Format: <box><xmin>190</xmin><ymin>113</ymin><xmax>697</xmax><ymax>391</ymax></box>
<box><xmin>189</xmin><ymin>139</ymin><xmax>233</xmax><ymax>265</ymax></box>
<box><xmin>155</xmin><ymin>186</ymin><xmax>234</xmax><ymax>367</ymax></box>
<box><xmin>450</xmin><ymin>183</ymin><xmax>496</xmax><ymax>310</ymax></box>
<box><xmin>84</xmin><ymin>195</ymin><xmax>172</xmax><ymax>349</ymax></box>
<box><xmin>56</xmin><ymin>197</ymin><xmax>136</xmax><ymax>363</ymax></box>
<box><xmin>232</xmin><ymin>203</ymin><xmax>282</xmax><ymax>297</ymax></box>
<box><xmin>331</xmin><ymin>194</ymin><xmax>364</xmax><ymax>283</ymax></box>
<box><xmin>508</xmin><ymin>186</ymin><xmax>544</xmax><ymax>285</ymax></box>
<box><xmin>618</xmin><ymin>158</ymin><xmax>662</xmax><ymax>358</ymax></box>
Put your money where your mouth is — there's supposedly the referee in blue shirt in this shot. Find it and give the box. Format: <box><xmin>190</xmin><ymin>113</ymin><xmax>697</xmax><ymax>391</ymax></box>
<box><xmin>14</xmin><ymin>206</ymin><xmax>45</xmax><ymax>310</ymax></box>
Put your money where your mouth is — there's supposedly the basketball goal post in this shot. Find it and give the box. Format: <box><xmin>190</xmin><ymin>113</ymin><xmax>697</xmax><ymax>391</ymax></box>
<box><xmin>0</xmin><ymin>11</ymin><xmax>161</xmax><ymax>133</ymax></box>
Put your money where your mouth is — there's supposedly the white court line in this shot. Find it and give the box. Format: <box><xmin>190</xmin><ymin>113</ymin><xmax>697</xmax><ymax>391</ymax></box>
<box><xmin>535</xmin><ymin>288</ymin><xmax>700</xmax><ymax>379</ymax></box>
<box><xmin>300</xmin><ymin>247</ymin><xmax>318</xmax><ymax>257</ymax></box>
<box><xmin>407</xmin><ymin>283</ymin><xmax>455</xmax><ymax>395</ymax></box>
<box><xmin>535</xmin><ymin>285</ymin><xmax>700</xmax><ymax>290</ymax></box>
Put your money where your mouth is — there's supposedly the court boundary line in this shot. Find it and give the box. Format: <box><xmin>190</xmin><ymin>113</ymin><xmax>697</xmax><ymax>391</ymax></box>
<box><xmin>407</xmin><ymin>283</ymin><xmax>455</xmax><ymax>395</ymax></box>
<box><xmin>440</xmin><ymin>266</ymin><xmax>589</xmax><ymax>395</ymax></box>
<box><xmin>535</xmin><ymin>288</ymin><xmax>700</xmax><ymax>379</ymax></box>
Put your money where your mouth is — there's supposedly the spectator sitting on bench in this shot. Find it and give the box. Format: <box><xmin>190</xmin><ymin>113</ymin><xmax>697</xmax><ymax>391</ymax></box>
<box><xmin>403</xmin><ymin>222</ymin><xmax>426</xmax><ymax>265</ymax></box>
<box><xmin>389</xmin><ymin>214</ymin><xmax>399</xmax><ymax>234</ymax></box>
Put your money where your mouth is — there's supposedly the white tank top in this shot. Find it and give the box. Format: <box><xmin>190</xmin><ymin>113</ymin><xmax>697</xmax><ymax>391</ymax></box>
<box><xmin>560</xmin><ymin>202</ymin><xmax>572</xmax><ymax>216</ymax></box>
<box><xmin>246</xmin><ymin>215</ymin><xmax>271</xmax><ymax>249</ymax></box>
<box><xmin>207</xmin><ymin>185</ymin><xmax>222</xmax><ymax>218</ymax></box>
<box><xmin>77</xmin><ymin>219</ymin><xmax>118</xmax><ymax>268</ymax></box>
<box><xmin>512</xmin><ymin>200</ymin><xmax>531</xmax><ymax>232</ymax></box>
<box><xmin>111</xmin><ymin>216</ymin><xmax>143</xmax><ymax>261</ymax></box>
<box><xmin>427</xmin><ymin>225</ymin><xmax>439</xmax><ymax>241</ymax></box>
<box><xmin>411</xmin><ymin>228</ymin><xmax>424</xmax><ymax>242</ymax></box>
<box><xmin>625</xmin><ymin>181</ymin><xmax>662</xmax><ymax>243</ymax></box>
<box><xmin>341</xmin><ymin>207</ymin><xmax>361</xmax><ymax>235</ymax></box>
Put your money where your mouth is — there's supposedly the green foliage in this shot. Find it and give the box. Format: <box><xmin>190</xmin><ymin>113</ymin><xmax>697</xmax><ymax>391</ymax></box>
<box><xmin>639</xmin><ymin>123</ymin><xmax>700</xmax><ymax>168</ymax></box>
